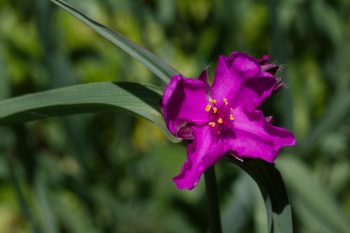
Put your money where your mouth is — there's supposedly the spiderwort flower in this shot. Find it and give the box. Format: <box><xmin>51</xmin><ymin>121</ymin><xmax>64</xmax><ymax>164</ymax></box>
<box><xmin>161</xmin><ymin>52</ymin><xmax>296</xmax><ymax>190</ymax></box>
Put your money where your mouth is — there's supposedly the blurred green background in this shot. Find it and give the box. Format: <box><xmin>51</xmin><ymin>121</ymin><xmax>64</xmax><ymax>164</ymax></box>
<box><xmin>0</xmin><ymin>0</ymin><xmax>350</xmax><ymax>232</ymax></box>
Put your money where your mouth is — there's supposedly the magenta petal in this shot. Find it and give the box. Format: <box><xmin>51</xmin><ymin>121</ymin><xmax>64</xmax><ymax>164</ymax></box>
<box><xmin>161</xmin><ymin>51</ymin><xmax>296</xmax><ymax>191</ymax></box>
<box><xmin>161</xmin><ymin>75</ymin><xmax>209</xmax><ymax>137</ymax></box>
<box><xmin>232</xmin><ymin>75</ymin><xmax>277</xmax><ymax>110</ymax></box>
<box><xmin>198</xmin><ymin>69</ymin><xmax>209</xmax><ymax>85</ymax></box>
<box><xmin>259</xmin><ymin>55</ymin><xmax>270</xmax><ymax>65</ymax></box>
<box><xmin>232</xmin><ymin>52</ymin><xmax>261</xmax><ymax>77</ymax></box>
<box><xmin>198</xmin><ymin>69</ymin><xmax>211</xmax><ymax>94</ymax></box>
<box><xmin>211</xmin><ymin>52</ymin><xmax>275</xmax><ymax>109</ymax></box>
<box><xmin>259</xmin><ymin>55</ymin><xmax>280</xmax><ymax>75</ymax></box>
<box><xmin>173</xmin><ymin>126</ymin><xmax>229</xmax><ymax>190</ymax></box>
<box><xmin>211</xmin><ymin>54</ymin><xmax>239</xmax><ymax>103</ymax></box>
<box><xmin>229</xmin><ymin>107</ymin><xmax>296</xmax><ymax>162</ymax></box>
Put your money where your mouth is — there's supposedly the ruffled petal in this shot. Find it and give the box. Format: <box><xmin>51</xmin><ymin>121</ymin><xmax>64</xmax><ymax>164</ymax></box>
<box><xmin>259</xmin><ymin>54</ymin><xmax>280</xmax><ymax>75</ymax></box>
<box><xmin>231</xmin><ymin>74</ymin><xmax>277</xmax><ymax>110</ymax></box>
<box><xmin>229</xmin><ymin>107</ymin><xmax>296</xmax><ymax>162</ymax></box>
<box><xmin>211</xmin><ymin>52</ymin><xmax>277</xmax><ymax>110</ymax></box>
<box><xmin>161</xmin><ymin>75</ymin><xmax>210</xmax><ymax>137</ymax></box>
<box><xmin>173</xmin><ymin>126</ymin><xmax>230</xmax><ymax>190</ymax></box>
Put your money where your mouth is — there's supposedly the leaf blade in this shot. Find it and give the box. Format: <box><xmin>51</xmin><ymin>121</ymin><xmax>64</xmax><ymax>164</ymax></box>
<box><xmin>0</xmin><ymin>82</ymin><xmax>179</xmax><ymax>143</ymax></box>
<box><xmin>50</xmin><ymin>0</ymin><xmax>179</xmax><ymax>83</ymax></box>
<box><xmin>227</xmin><ymin>157</ymin><xmax>293</xmax><ymax>233</ymax></box>
<box><xmin>278</xmin><ymin>157</ymin><xmax>350</xmax><ymax>233</ymax></box>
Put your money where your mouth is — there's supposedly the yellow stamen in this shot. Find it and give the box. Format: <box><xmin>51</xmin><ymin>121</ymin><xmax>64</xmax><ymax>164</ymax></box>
<box><xmin>223</xmin><ymin>98</ymin><xmax>228</xmax><ymax>105</ymax></box>
<box><xmin>208</xmin><ymin>122</ymin><xmax>216</xmax><ymax>127</ymax></box>
<box><xmin>205</xmin><ymin>104</ymin><xmax>211</xmax><ymax>112</ymax></box>
<box><xmin>218</xmin><ymin>118</ymin><xmax>223</xmax><ymax>124</ymax></box>
<box><xmin>230</xmin><ymin>114</ymin><xmax>235</xmax><ymax>121</ymax></box>
<box><xmin>213</xmin><ymin>107</ymin><xmax>218</xmax><ymax>113</ymax></box>
<box><xmin>210</xmin><ymin>99</ymin><xmax>217</xmax><ymax>104</ymax></box>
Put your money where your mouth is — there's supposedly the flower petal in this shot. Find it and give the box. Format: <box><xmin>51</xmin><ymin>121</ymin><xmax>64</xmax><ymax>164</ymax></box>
<box><xmin>198</xmin><ymin>69</ymin><xmax>210</xmax><ymax>87</ymax></box>
<box><xmin>211</xmin><ymin>52</ymin><xmax>277</xmax><ymax>109</ymax></box>
<box><xmin>259</xmin><ymin>54</ymin><xmax>271</xmax><ymax>65</ymax></box>
<box><xmin>259</xmin><ymin>54</ymin><xmax>280</xmax><ymax>75</ymax></box>
<box><xmin>229</xmin><ymin>107</ymin><xmax>296</xmax><ymax>162</ymax></box>
<box><xmin>231</xmin><ymin>75</ymin><xmax>277</xmax><ymax>110</ymax></box>
<box><xmin>161</xmin><ymin>75</ymin><xmax>210</xmax><ymax>137</ymax></box>
<box><xmin>173</xmin><ymin>126</ymin><xmax>229</xmax><ymax>190</ymax></box>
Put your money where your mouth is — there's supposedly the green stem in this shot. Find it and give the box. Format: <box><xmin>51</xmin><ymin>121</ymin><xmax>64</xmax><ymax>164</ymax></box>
<box><xmin>204</xmin><ymin>165</ymin><xmax>222</xmax><ymax>233</ymax></box>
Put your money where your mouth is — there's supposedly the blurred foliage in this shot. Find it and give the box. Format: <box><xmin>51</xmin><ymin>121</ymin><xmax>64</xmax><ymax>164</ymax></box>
<box><xmin>0</xmin><ymin>0</ymin><xmax>349</xmax><ymax>232</ymax></box>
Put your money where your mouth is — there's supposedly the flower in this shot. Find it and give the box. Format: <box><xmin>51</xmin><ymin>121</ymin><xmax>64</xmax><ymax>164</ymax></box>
<box><xmin>161</xmin><ymin>51</ymin><xmax>296</xmax><ymax>190</ymax></box>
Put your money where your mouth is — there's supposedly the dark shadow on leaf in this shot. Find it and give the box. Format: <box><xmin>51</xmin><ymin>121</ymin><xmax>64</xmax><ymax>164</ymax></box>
<box><xmin>226</xmin><ymin>156</ymin><xmax>293</xmax><ymax>233</ymax></box>
<box><xmin>114</xmin><ymin>82</ymin><xmax>162</xmax><ymax>112</ymax></box>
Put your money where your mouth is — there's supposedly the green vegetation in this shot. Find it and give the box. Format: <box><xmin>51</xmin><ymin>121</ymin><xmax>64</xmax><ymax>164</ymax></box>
<box><xmin>0</xmin><ymin>0</ymin><xmax>349</xmax><ymax>232</ymax></box>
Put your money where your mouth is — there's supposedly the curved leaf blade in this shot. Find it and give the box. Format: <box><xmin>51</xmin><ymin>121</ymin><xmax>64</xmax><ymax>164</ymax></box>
<box><xmin>279</xmin><ymin>157</ymin><xmax>350</xmax><ymax>233</ymax></box>
<box><xmin>0</xmin><ymin>82</ymin><xmax>179</xmax><ymax>143</ymax></box>
<box><xmin>50</xmin><ymin>0</ymin><xmax>179</xmax><ymax>83</ymax></box>
<box><xmin>222</xmin><ymin>174</ymin><xmax>256</xmax><ymax>233</ymax></box>
<box><xmin>227</xmin><ymin>157</ymin><xmax>293</xmax><ymax>233</ymax></box>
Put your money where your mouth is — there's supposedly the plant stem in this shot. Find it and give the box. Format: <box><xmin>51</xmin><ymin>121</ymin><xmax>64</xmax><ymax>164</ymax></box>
<box><xmin>204</xmin><ymin>165</ymin><xmax>222</xmax><ymax>233</ymax></box>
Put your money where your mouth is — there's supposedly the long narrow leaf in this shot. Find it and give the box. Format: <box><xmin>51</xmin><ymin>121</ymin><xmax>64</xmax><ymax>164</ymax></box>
<box><xmin>50</xmin><ymin>0</ymin><xmax>179</xmax><ymax>83</ymax></box>
<box><xmin>0</xmin><ymin>82</ymin><xmax>179</xmax><ymax>143</ymax></box>
<box><xmin>279</xmin><ymin>157</ymin><xmax>350</xmax><ymax>233</ymax></box>
<box><xmin>222</xmin><ymin>174</ymin><xmax>256</xmax><ymax>233</ymax></box>
<box><xmin>227</xmin><ymin>157</ymin><xmax>293</xmax><ymax>233</ymax></box>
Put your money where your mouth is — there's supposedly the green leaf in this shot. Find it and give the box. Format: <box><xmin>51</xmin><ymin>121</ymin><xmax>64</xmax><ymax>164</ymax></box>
<box><xmin>0</xmin><ymin>48</ymin><xmax>10</xmax><ymax>99</ymax></box>
<box><xmin>50</xmin><ymin>0</ymin><xmax>179</xmax><ymax>83</ymax></box>
<box><xmin>278</xmin><ymin>157</ymin><xmax>350</xmax><ymax>233</ymax></box>
<box><xmin>0</xmin><ymin>82</ymin><xmax>179</xmax><ymax>143</ymax></box>
<box><xmin>34</xmin><ymin>175</ymin><xmax>59</xmax><ymax>233</ymax></box>
<box><xmin>222</xmin><ymin>174</ymin><xmax>255</xmax><ymax>233</ymax></box>
<box><xmin>227</xmin><ymin>157</ymin><xmax>293</xmax><ymax>233</ymax></box>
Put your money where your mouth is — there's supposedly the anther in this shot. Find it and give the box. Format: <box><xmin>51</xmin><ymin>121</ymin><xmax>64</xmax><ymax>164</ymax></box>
<box><xmin>210</xmin><ymin>99</ymin><xmax>217</xmax><ymax>104</ymax></box>
<box><xmin>218</xmin><ymin>118</ymin><xmax>223</xmax><ymax>124</ymax></box>
<box><xmin>223</xmin><ymin>98</ymin><xmax>228</xmax><ymax>105</ymax></box>
<box><xmin>213</xmin><ymin>107</ymin><xmax>218</xmax><ymax>113</ymax></box>
<box><xmin>205</xmin><ymin>105</ymin><xmax>211</xmax><ymax>112</ymax></box>
<box><xmin>208</xmin><ymin>122</ymin><xmax>216</xmax><ymax>127</ymax></box>
<box><xmin>230</xmin><ymin>114</ymin><xmax>234</xmax><ymax>121</ymax></box>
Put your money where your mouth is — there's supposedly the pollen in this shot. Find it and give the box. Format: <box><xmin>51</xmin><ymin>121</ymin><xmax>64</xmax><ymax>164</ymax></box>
<box><xmin>213</xmin><ymin>107</ymin><xmax>218</xmax><ymax>113</ymax></box>
<box><xmin>223</xmin><ymin>98</ymin><xmax>228</xmax><ymax>105</ymax></box>
<box><xmin>209</xmin><ymin>99</ymin><xmax>217</xmax><ymax>104</ymax></box>
<box><xmin>217</xmin><ymin>118</ymin><xmax>223</xmax><ymax>124</ymax></box>
<box><xmin>205</xmin><ymin>105</ymin><xmax>211</xmax><ymax>112</ymax></box>
<box><xmin>208</xmin><ymin>122</ymin><xmax>216</xmax><ymax>127</ymax></box>
<box><xmin>230</xmin><ymin>114</ymin><xmax>235</xmax><ymax>121</ymax></box>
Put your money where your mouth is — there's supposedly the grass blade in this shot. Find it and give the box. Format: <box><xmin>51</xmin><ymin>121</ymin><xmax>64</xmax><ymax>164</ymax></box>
<box><xmin>278</xmin><ymin>157</ymin><xmax>350</xmax><ymax>233</ymax></box>
<box><xmin>222</xmin><ymin>174</ymin><xmax>255</xmax><ymax>233</ymax></box>
<box><xmin>228</xmin><ymin>157</ymin><xmax>293</xmax><ymax>233</ymax></box>
<box><xmin>0</xmin><ymin>82</ymin><xmax>179</xmax><ymax>143</ymax></box>
<box><xmin>50</xmin><ymin>0</ymin><xmax>179</xmax><ymax>83</ymax></box>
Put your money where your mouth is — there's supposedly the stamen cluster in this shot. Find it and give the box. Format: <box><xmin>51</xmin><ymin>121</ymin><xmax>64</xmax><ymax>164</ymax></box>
<box><xmin>205</xmin><ymin>98</ymin><xmax>234</xmax><ymax>134</ymax></box>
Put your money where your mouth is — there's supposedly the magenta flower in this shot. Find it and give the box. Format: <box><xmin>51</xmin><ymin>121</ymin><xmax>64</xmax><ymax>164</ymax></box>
<box><xmin>161</xmin><ymin>52</ymin><xmax>296</xmax><ymax>190</ymax></box>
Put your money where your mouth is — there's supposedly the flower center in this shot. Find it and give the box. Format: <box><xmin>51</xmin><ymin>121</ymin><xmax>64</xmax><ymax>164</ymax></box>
<box><xmin>204</xmin><ymin>97</ymin><xmax>234</xmax><ymax>133</ymax></box>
